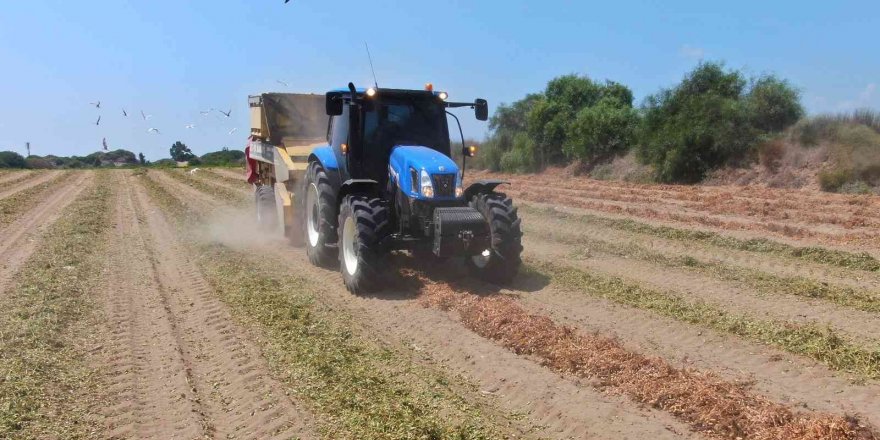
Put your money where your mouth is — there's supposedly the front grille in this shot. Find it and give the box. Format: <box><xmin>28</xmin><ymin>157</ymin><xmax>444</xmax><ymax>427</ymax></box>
<box><xmin>431</xmin><ymin>174</ymin><xmax>456</xmax><ymax>197</ymax></box>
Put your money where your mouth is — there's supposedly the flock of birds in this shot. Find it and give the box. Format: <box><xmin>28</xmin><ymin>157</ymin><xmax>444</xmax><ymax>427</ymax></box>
<box><xmin>88</xmin><ymin>100</ymin><xmax>236</xmax><ymax>151</ymax></box>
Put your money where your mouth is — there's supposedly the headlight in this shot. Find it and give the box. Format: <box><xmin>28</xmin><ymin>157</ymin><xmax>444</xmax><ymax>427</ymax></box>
<box><xmin>455</xmin><ymin>170</ymin><xmax>464</xmax><ymax>198</ymax></box>
<box><xmin>420</xmin><ymin>169</ymin><xmax>434</xmax><ymax>198</ymax></box>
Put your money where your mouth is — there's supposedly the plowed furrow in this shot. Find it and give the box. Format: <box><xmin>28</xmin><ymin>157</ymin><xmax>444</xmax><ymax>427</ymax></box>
<box><xmin>0</xmin><ymin>170</ymin><xmax>62</xmax><ymax>200</ymax></box>
<box><xmin>130</xmin><ymin>177</ymin><xmax>316</xmax><ymax>439</ymax></box>
<box><xmin>0</xmin><ymin>170</ymin><xmax>34</xmax><ymax>186</ymax></box>
<box><xmin>0</xmin><ymin>171</ymin><xmax>90</xmax><ymax>296</ymax></box>
<box><xmin>520</xmin><ymin>207</ymin><xmax>880</xmax><ymax>292</ymax></box>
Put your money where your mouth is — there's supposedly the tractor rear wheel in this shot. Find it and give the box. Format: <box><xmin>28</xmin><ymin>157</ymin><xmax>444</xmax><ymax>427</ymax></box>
<box><xmin>338</xmin><ymin>195</ymin><xmax>390</xmax><ymax>294</ymax></box>
<box><xmin>304</xmin><ymin>163</ymin><xmax>337</xmax><ymax>267</ymax></box>
<box><xmin>254</xmin><ymin>184</ymin><xmax>277</xmax><ymax>231</ymax></box>
<box><xmin>466</xmin><ymin>193</ymin><xmax>523</xmax><ymax>284</ymax></box>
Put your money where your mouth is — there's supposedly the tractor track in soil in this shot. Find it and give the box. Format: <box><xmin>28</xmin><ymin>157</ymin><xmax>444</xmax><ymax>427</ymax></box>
<box><xmin>0</xmin><ymin>171</ymin><xmax>91</xmax><ymax>296</ymax></box>
<box><xmin>95</xmin><ymin>171</ymin><xmax>316</xmax><ymax>440</ymax></box>
<box><xmin>0</xmin><ymin>170</ymin><xmax>63</xmax><ymax>200</ymax></box>
<box><xmin>191</xmin><ymin>169</ymin><xmax>880</xmax><ymax>430</ymax></box>
<box><xmin>162</xmin><ymin>170</ymin><xmax>698</xmax><ymax>439</ymax></box>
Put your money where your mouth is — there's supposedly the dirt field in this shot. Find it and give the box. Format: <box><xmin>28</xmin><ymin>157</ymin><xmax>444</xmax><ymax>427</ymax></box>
<box><xmin>2</xmin><ymin>167</ymin><xmax>879</xmax><ymax>439</ymax></box>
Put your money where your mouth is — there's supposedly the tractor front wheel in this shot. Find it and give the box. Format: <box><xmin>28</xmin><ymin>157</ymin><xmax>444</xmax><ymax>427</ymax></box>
<box><xmin>304</xmin><ymin>163</ymin><xmax>337</xmax><ymax>267</ymax></box>
<box><xmin>254</xmin><ymin>184</ymin><xmax>277</xmax><ymax>231</ymax></box>
<box><xmin>466</xmin><ymin>193</ymin><xmax>523</xmax><ymax>284</ymax></box>
<box><xmin>338</xmin><ymin>195</ymin><xmax>390</xmax><ymax>294</ymax></box>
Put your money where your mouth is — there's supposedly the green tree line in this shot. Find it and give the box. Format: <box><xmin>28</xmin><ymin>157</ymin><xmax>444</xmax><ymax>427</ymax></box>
<box><xmin>476</xmin><ymin>61</ymin><xmax>804</xmax><ymax>183</ymax></box>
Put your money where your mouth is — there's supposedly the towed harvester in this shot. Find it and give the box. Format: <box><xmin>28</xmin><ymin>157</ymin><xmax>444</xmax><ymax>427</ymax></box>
<box><xmin>246</xmin><ymin>83</ymin><xmax>522</xmax><ymax>293</ymax></box>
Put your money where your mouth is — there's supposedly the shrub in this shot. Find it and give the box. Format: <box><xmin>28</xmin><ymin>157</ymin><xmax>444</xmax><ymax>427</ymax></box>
<box><xmin>746</xmin><ymin>75</ymin><xmax>803</xmax><ymax>132</ymax></box>
<box><xmin>0</xmin><ymin>151</ymin><xmax>27</xmax><ymax>168</ymax></box>
<box><xmin>818</xmin><ymin>169</ymin><xmax>852</xmax><ymax>192</ymax></box>
<box><xmin>637</xmin><ymin>62</ymin><xmax>801</xmax><ymax>183</ymax></box>
<box><xmin>25</xmin><ymin>156</ymin><xmax>54</xmax><ymax>169</ymax></box>
<box><xmin>564</xmin><ymin>98</ymin><xmax>639</xmax><ymax>163</ymax></box>
<box><xmin>499</xmin><ymin>134</ymin><xmax>538</xmax><ymax>173</ymax></box>
<box><xmin>201</xmin><ymin>148</ymin><xmax>245</xmax><ymax>166</ymax></box>
<box><xmin>757</xmin><ymin>138</ymin><xmax>786</xmax><ymax>171</ymax></box>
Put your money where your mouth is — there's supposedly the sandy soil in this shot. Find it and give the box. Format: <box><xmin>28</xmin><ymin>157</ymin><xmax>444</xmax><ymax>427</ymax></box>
<box><xmin>0</xmin><ymin>171</ymin><xmax>90</xmax><ymax>295</ymax></box>
<box><xmin>94</xmin><ymin>171</ymin><xmax>316</xmax><ymax>439</ymax></box>
<box><xmin>0</xmin><ymin>170</ymin><xmax>63</xmax><ymax>200</ymax></box>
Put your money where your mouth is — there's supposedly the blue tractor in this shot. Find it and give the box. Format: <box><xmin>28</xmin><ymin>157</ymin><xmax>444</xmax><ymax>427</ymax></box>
<box><xmin>246</xmin><ymin>83</ymin><xmax>522</xmax><ymax>293</ymax></box>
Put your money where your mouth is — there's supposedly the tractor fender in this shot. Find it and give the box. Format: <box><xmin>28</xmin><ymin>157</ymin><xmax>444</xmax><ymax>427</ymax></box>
<box><xmin>338</xmin><ymin>179</ymin><xmax>380</xmax><ymax>205</ymax></box>
<box><xmin>309</xmin><ymin>145</ymin><xmax>338</xmax><ymax>171</ymax></box>
<box><xmin>464</xmin><ymin>179</ymin><xmax>509</xmax><ymax>201</ymax></box>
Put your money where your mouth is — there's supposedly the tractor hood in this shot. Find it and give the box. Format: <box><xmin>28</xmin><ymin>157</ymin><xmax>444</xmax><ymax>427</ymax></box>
<box><xmin>388</xmin><ymin>145</ymin><xmax>460</xmax><ymax>200</ymax></box>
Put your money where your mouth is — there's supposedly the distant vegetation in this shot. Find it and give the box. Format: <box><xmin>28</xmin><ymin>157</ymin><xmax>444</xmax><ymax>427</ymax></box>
<box><xmin>0</xmin><ymin>144</ymin><xmax>245</xmax><ymax>169</ymax></box>
<box><xmin>791</xmin><ymin>109</ymin><xmax>880</xmax><ymax>193</ymax></box>
<box><xmin>478</xmin><ymin>61</ymin><xmax>812</xmax><ymax>184</ymax></box>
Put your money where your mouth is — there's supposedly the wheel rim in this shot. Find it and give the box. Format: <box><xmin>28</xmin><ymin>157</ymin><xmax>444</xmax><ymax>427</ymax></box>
<box><xmin>471</xmin><ymin>248</ymin><xmax>491</xmax><ymax>269</ymax></box>
<box><xmin>306</xmin><ymin>183</ymin><xmax>320</xmax><ymax>247</ymax></box>
<box><xmin>342</xmin><ymin>216</ymin><xmax>359</xmax><ymax>276</ymax></box>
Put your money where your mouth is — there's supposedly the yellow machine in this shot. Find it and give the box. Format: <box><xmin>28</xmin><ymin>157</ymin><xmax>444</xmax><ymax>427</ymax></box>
<box><xmin>246</xmin><ymin>93</ymin><xmax>329</xmax><ymax>245</ymax></box>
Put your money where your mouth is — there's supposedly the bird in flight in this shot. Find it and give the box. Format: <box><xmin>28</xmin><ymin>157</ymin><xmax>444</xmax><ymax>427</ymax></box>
<box><xmin>141</xmin><ymin>110</ymin><xmax>152</xmax><ymax>121</ymax></box>
<box><xmin>96</xmin><ymin>115</ymin><xmax>101</xmax><ymax>125</ymax></box>
<box><xmin>122</xmin><ymin>108</ymin><xmax>128</xmax><ymax>117</ymax></box>
<box><xmin>200</xmin><ymin>109</ymin><xmax>213</xmax><ymax>116</ymax></box>
<box><xmin>228</xmin><ymin>128</ymin><xmax>237</xmax><ymax>135</ymax></box>
<box><xmin>90</xmin><ymin>101</ymin><xmax>101</xmax><ymax>108</ymax></box>
<box><xmin>147</xmin><ymin>128</ymin><xmax>160</xmax><ymax>134</ymax></box>
<box><xmin>102</xmin><ymin>137</ymin><xmax>109</xmax><ymax>151</ymax></box>
<box><xmin>219</xmin><ymin>109</ymin><xmax>231</xmax><ymax>118</ymax></box>
<box><xmin>185</xmin><ymin>124</ymin><xmax>196</xmax><ymax>129</ymax></box>
<box><xmin>285</xmin><ymin>0</ymin><xmax>291</xmax><ymax>3</ymax></box>
<box><xmin>277</xmin><ymin>80</ymin><xmax>289</xmax><ymax>87</ymax></box>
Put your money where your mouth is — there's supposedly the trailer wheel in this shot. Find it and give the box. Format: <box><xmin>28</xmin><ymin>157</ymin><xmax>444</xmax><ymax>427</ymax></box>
<box><xmin>255</xmin><ymin>184</ymin><xmax>277</xmax><ymax>231</ymax></box>
<box><xmin>466</xmin><ymin>193</ymin><xmax>523</xmax><ymax>284</ymax></box>
<box><xmin>338</xmin><ymin>195</ymin><xmax>390</xmax><ymax>294</ymax></box>
<box><xmin>305</xmin><ymin>163</ymin><xmax>337</xmax><ymax>267</ymax></box>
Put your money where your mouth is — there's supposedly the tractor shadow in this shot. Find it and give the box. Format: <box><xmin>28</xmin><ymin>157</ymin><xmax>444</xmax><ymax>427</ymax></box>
<box><xmin>362</xmin><ymin>252</ymin><xmax>550</xmax><ymax>300</ymax></box>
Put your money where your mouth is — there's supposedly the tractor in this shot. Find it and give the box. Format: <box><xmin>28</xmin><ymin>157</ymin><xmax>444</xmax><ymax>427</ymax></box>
<box><xmin>245</xmin><ymin>83</ymin><xmax>522</xmax><ymax>293</ymax></box>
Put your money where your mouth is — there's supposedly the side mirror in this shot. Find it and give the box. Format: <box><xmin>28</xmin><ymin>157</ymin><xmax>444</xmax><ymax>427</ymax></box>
<box><xmin>326</xmin><ymin>92</ymin><xmax>343</xmax><ymax>116</ymax></box>
<box><xmin>474</xmin><ymin>99</ymin><xmax>488</xmax><ymax>121</ymax></box>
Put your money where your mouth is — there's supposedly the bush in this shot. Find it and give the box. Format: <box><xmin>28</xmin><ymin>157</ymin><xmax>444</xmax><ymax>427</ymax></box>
<box><xmin>757</xmin><ymin>139</ymin><xmax>786</xmax><ymax>171</ymax></box>
<box><xmin>499</xmin><ymin>134</ymin><xmax>538</xmax><ymax>173</ymax></box>
<box><xmin>746</xmin><ymin>75</ymin><xmax>804</xmax><ymax>132</ymax></box>
<box><xmin>201</xmin><ymin>148</ymin><xmax>245</xmax><ymax>166</ymax></box>
<box><xmin>25</xmin><ymin>156</ymin><xmax>54</xmax><ymax>169</ymax></box>
<box><xmin>564</xmin><ymin>98</ymin><xmax>639</xmax><ymax>162</ymax></box>
<box><xmin>0</xmin><ymin>151</ymin><xmax>27</xmax><ymax>168</ymax></box>
<box><xmin>637</xmin><ymin>62</ymin><xmax>801</xmax><ymax>183</ymax></box>
<box><xmin>486</xmin><ymin>74</ymin><xmax>638</xmax><ymax>173</ymax></box>
<box><xmin>818</xmin><ymin>169</ymin><xmax>851</xmax><ymax>192</ymax></box>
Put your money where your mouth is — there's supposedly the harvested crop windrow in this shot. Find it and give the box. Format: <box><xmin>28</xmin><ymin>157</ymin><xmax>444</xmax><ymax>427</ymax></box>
<box><xmin>161</xmin><ymin>169</ymin><xmax>250</xmax><ymax>205</ymax></box>
<box><xmin>202</xmin><ymin>168</ymin><xmax>251</xmax><ymax>189</ymax></box>
<box><xmin>0</xmin><ymin>171</ymin><xmax>72</xmax><ymax>226</ymax></box>
<box><xmin>0</xmin><ymin>170</ymin><xmax>35</xmax><ymax>188</ymax></box>
<box><xmin>0</xmin><ymin>173</ymin><xmax>112</xmax><ymax>438</ymax></box>
<box><xmin>414</xmin><ymin>273</ymin><xmax>877</xmax><ymax>440</ymax></box>
<box><xmin>530</xmin><ymin>259</ymin><xmax>880</xmax><ymax>380</ymax></box>
<box><xmin>504</xmin><ymin>182</ymin><xmax>880</xmax><ymax>248</ymax></box>
<box><xmin>525</xmin><ymin>223</ymin><xmax>880</xmax><ymax>314</ymax></box>
<box><xmin>522</xmin><ymin>204</ymin><xmax>880</xmax><ymax>272</ymax></box>
<box><xmin>137</xmin><ymin>171</ymin><xmax>510</xmax><ymax>439</ymax></box>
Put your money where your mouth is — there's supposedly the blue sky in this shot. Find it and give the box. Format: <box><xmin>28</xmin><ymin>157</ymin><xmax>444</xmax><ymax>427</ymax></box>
<box><xmin>0</xmin><ymin>0</ymin><xmax>877</xmax><ymax>160</ymax></box>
